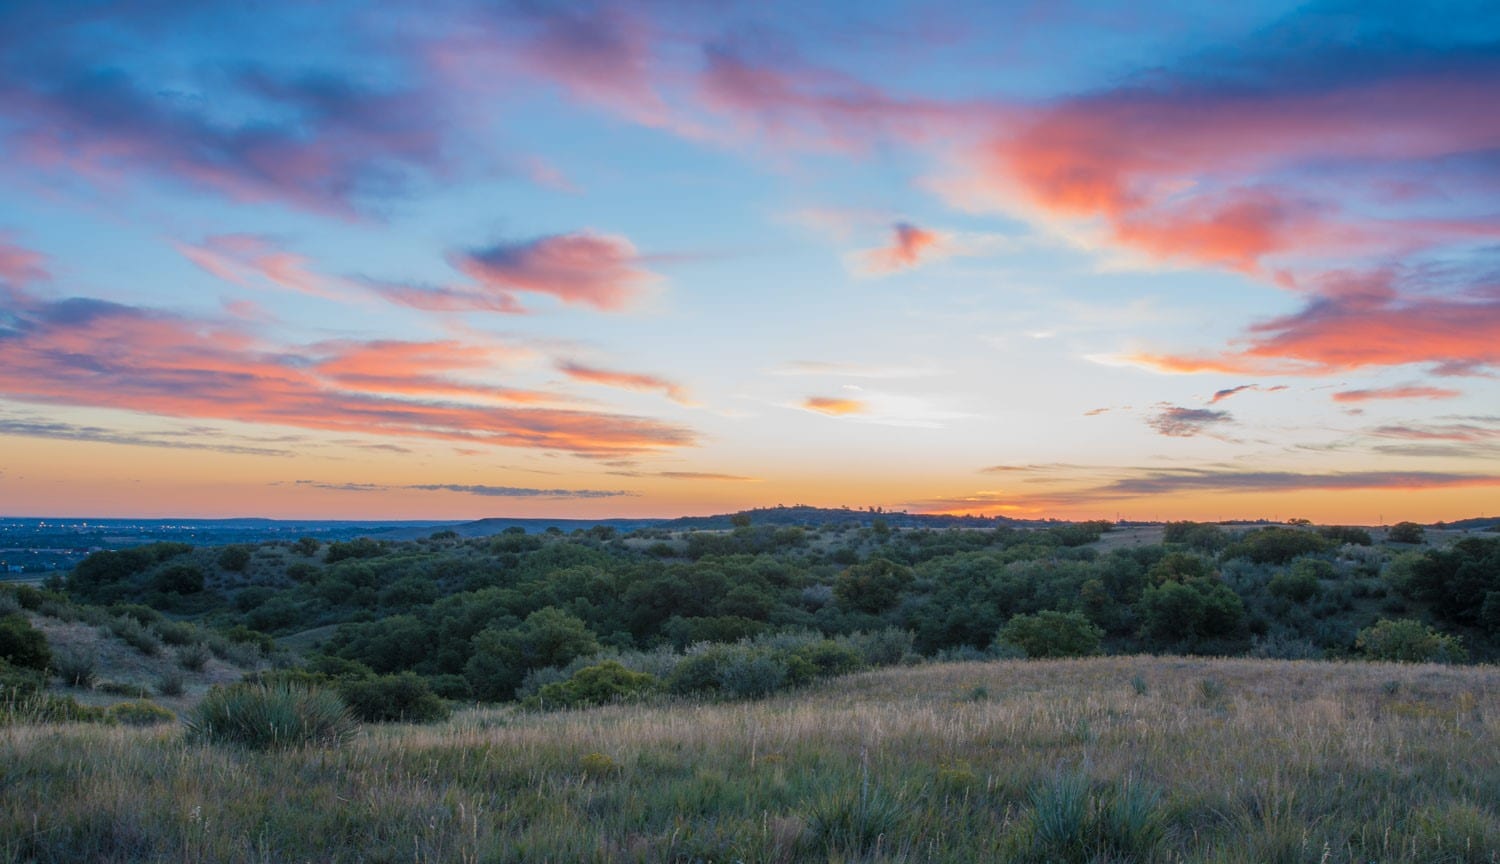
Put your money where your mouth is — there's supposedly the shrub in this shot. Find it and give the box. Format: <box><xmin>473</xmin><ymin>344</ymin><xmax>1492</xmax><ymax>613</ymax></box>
<box><xmin>997</xmin><ymin>611</ymin><xmax>1103</xmax><ymax>658</ymax></box>
<box><xmin>338</xmin><ymin>673</ymin><xmax>449</xmax><ymax>723</ymax></box>
<box><xmin>324</xmin><ymin>538</ymin><xmax>385</xmax><ymax>564</ymax></box>
<box><xmin>292</xmin><ymin>537</ymin><xmax>321</xmax><ymax>557</ymax></box>
<box><xmin>532</xmin><ymin>661</ymin><xmax>659</xmax><ymax>709</ymax></box>
<box><xmin>1222</xmin><ymin>528</ymin><xmax>1331</xmax><ymax>565</ymax></box>
<box><xmin>1357</xmin><ymin>619</ymin><xmax>1467</xmax><ymax>663</ymax></box>
<box><xmin>185</xmin><ymin>682</ymin><xmax>356</xmax><ymax>750</ymax></box>
<box><xmin>107</xmin><ymin>616</ymin><xmax>162</xmax><ymax>656</ymax></box>
<box><xmin>217</xmin><ymin>545</ymin><xmax>253</xmax><ymax>572</ymax></box>
<box><xmin>0</xmin><ymin>614</ymin><xmax>51</xmax><ymax>671</ymax></box>
<box><xmin>156</xmin><ymin>669</ymin><xmax>186</xmax><ymax>697</ymax></box>
<box><xmin>717</xmin><ymin>651</ymin><xmax>787</xmax><ymax>699</ymax></box>
<box><xmin>1318</xmin><ymin>525</ymin><xmax>1373</xmax><ymax>546</ymax></box>
<box><xmin>153</xmin><ymin>563</ymin><xmax>205</xmax><ymax>594</ymax></box>
<box><xmin>108</xmin><ymin>700</ymin><xmax>176</xmax><ymax>726</ymax></box>
<box><xmin>1268</xmin><ymin>569</ymin><xmax>1321</xmax><ymax>603</ymax></box>
<box><xmin>1387</xmin><ymin>521</ymin><xmax>1426</xmax><ymax>544</ymax></box>
<box><xmin>52</xmin><ymin>646</ymin><xmax>97</xmax><ymax>687</ymax></box>
<box><xmin>154</xmin><ymin>619</ymin><xmax>198</xmax><ymax>646</ymax></box>
<box><xmin>839</xmin><ymin>628</ymin><xmax>913</xmax><ymax>667</ymax></box>
<box><xmin>177</xmin><ymin>642</ymin><xmax>211</xmax><ymax>672</ymax></box>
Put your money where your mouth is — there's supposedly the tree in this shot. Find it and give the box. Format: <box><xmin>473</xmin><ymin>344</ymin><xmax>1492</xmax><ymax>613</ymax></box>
<box><xmin>1137</xmin><ymin>578</ymin><xmax>1245</xmax><ymax>649</ymax></box>
<box><xmin>465</xmin><ymin>608</ymin><xmax>599</xmax><ymax>701</ymax></box>
<box><xmin>996</xmin><ymin>611</ymin><xmax>1102</xmax><ymax>658</ymax></box>
<box><xmin>833</xmin><ymin>558</ymin><xmax>913</xmax><ymax>614</ymax></box>
<box><xmin>1387</xmin><ymin>522</ymin><xmax>1426</xmax><ymax>544</ymax></box>
<box><xmin>292</xmin><ymin>537</ymin><xmax>321</xmax><ymax>556</ymax></box>
<box><xmin>1356</xmin><ymin>619</ymin><xmax>1465</xmax><ymax>663</ymax></box>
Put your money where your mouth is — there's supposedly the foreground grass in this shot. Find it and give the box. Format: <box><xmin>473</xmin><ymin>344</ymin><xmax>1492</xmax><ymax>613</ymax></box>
<box><xmin>3</xmin><ymin>656</ymin><xmax>1496</xmax><ymax>863</ymax></box>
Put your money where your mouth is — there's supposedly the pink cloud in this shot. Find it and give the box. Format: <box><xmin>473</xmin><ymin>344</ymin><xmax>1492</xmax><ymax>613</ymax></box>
<box><xmin>1130</xmin><ymin>273</ymin><xmax>1500</xmax><ymax>375</ymax></box>
<box><xmin>453</xmin><ymin>232</ymin><xmax>656</xmax><ymax>311</ymax></box>
<box><xmin>558</xmin><ymin>361</ymin><xmax>693</xmax><ymax>405</ymax></box>
<box><xmin>179</xmin><ymin>235</ymin><xmax>348</xmax><ymax>300</ymax></box>
<box><xmin>858</xmin><ymin>222</ymin><xmax>944</xmax><ymax>274</ymax></box>
<box><xmin>0</xmin><ymin>283</ymin><xmax>695</xmax><ymax>456</ymax></box>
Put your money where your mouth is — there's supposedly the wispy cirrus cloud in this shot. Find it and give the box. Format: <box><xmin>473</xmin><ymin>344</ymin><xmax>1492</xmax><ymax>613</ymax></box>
<box><xmin>0</xmin><ymin>414</ymin><xmax>290</xmax><ymax>457</ymax></box>
<box><xmin>1332</xmin><ymin>385</ymin><xmax>1462</xmax><ymax>403</ymax></box>
<box><xmin>1208</xmin><ymin>383</ymin><xmax>1288</xmax><ymax>404</ymax></box>
<box><xmin>558</xmin><ymin>361</ymin><xmax>693</xmax><ymax>405</ymax></box>
<box><xmin>179</xmin><ymin>234</ymin><xmax>352</xmax><ymax>301</ymax></box>
<box><xmin>292</xmin><ymin>480</ymin><xmax>633</xmax><ymax>498</ymax></box>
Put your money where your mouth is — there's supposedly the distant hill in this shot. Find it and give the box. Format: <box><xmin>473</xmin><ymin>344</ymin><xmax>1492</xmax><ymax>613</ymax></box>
<box><xmin>658</xmin><ymin>505</ymin><xmax>1030</xmax><ymax>531</ymax></box>
<box><xmin>1435</xmin><ymin>516</ymin><xmax>1500</xmax><ymax>532</ymax></box>
<box><xmin>368</xmin><ymin>516</ymin><xmax>667</xmax><ymax>540</ymax></box>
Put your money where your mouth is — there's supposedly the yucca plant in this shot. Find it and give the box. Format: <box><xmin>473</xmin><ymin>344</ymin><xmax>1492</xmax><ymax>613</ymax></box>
<box><xmin>184</xmin><ymin>682</ymin><xmax>355</xmax><ymax>750</ymax></box>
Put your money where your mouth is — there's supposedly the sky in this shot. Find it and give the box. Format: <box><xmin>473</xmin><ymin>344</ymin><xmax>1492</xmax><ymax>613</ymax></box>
<box><xmin>1</xmin><ymin>0</ymin><xmax>1498</xmax><ymax>523</ymax></box>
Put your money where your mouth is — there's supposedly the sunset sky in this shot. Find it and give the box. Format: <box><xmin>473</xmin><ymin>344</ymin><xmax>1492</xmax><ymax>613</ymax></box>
<box><xmin>2</xmin><ymin>0</ymin><xmax>1498</xmax><ymax>523</ymax></box>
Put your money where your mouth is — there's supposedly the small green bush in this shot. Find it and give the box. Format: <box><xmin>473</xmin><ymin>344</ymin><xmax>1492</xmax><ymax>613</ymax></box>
<box><xmin>1357</xmin><ymin>619</ymin><xmax>1467</xmax><ymax>663</ymax></box>
<box><xmin>108</xmin><ymin>700</ymin><xmax>176</xmax><ymax>726</ymax></box>
<box><xmin>1387</xmin><ymin>521</ymin><xmax>1426</xmax><ymax>544</ymax></box>
<box><xmin>153</xmin><ymin>563</ymin><xmax>205</xmax><ymax>594</ymax></box>
<box><xmin>0</xmin><ymin>614</ymin><xmax>51</xmax><ymax>671</ymax></box>
<box><xmin>1268</xmin><ymin>569</ymin><xmax>1320</xmax><ymax>603</ymax></box>
<box><xmin>185</xmin><ymin>682</ymin><xmax>356</xmax><ymax>750</ymax></box>
<box><xmin>532</xmin><ymin>660</ymin><xmax>658</xmax><ymax>709</ymax></box>
<box><xmin>338</xmin><ymin>673</ymin><xmax>449</xmax><ymax>723</ymax></box>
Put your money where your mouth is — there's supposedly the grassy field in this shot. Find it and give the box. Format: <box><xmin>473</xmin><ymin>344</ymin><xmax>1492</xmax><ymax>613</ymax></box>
<box><xmin>3</xmin><ymin>656</ymin><xmax>1496</xmax><ymax>863</ymax></box>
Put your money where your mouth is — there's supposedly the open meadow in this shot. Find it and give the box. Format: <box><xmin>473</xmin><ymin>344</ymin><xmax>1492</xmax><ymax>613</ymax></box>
<box><xmin>4</xmin><ymin>655</ymin><xmax>1496</xmax><ymax>863</ymax></box>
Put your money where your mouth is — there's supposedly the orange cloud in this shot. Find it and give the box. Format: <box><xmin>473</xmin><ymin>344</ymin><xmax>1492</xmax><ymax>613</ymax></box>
<box><xmin>0</xmin><ymin>284</ymin><xmax>694</xmax><ymax>456</ymax></box>
<box><xmin>802</xmin><ymin>396</ymin><xmax>866</xmax><ymax>416</ymax></box>
<box><xmin>858</xmin><ymin>222</ymin><xmax>943</xmax><ymax>274</ymax></box>
<box><xmin>1129</xmin><ymin>273</ymin><xmax>1500</xmax><ymax>375</ymax></box>
<box><xmin>1332</xmin><ymin>386</ymin><xmax>1461</xmax><ymax>403</ymax></box>
<box><xmin>558</xmin><ymin>361</ymin><xmax>692</xmax><ymax>405</ymax></box>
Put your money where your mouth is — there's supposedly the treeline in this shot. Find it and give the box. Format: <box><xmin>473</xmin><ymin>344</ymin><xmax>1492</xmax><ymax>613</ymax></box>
<box><xmin>35</xmin><ymin>519</ymin><xmax>1500</xmax><ymax>712</ymax></box>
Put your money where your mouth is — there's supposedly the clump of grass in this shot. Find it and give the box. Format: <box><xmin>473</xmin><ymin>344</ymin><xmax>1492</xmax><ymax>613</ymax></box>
<box><xmin>176</xmin><ymin>642</ymin><xmax>210</xmax><ymax>672</ymax></box>
<box><xmin>184</xmin><ymin>682</ymin><xmax>355</xmax><ymax>750</ymax></box>
<box><xmin>1198</xmin><ymin>677</ymin><xmax>1226</xmax><ymax>702</ymax></box>
<box><xmin>51</xmin><ymin>646</ymin><xmax>98</xmax><ymax>688</ymax></box>
<box><xmin>155</xmin><ymin>669</ymin><xmax>185</xmax><ymax>698</ymax></box>
<box><xmin>579</xmin><ymin>751</ymin><xmax>620</xmax><ymax>778</ymax></box>
<box><xmin>1019</xmin><ymin>771</ymin><xmax>1168</xmax><ymax>863</ymax></box>
<box><xmin>1131</xmin><ymin>674</ymin><xmax>1148</xmax><ymax>696</ymax></box>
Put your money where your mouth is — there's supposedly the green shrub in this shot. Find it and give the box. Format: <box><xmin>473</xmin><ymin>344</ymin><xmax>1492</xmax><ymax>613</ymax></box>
<box><xmin>185</xmin><ymin>682</ymin><xmax>356</xmax><ymax>750</ymax></box>
<box><xmin>292</xmin><ymin>537</ymin><xmax>321</xmax><ymax>557</ymax></box>
<box><xmin>1318</xmin><ymin>525</ymin><xmax>1373</xmax><ymax>546</ymax></box>
<box><xmin>789</xmin><ymin>640</ymin><xmax>865</xmax><ymax>679</ymax></box>
<box><xmin>1357</xmin><ymin>619</ymin><xmax>1467</xmax><ymax>663</ymax></box>
<box><xmin>217</xmin><ymin>545</ymin><xmax>253</xmax><ymax>572</ymax></box>
<box><xmin>997</xmin><ymin>611</ymin><xmax>1103</xmax><ymax>658</ymax></box>
<box><xmin>108</xmin><ymin>700</ymin><xmax>176</xmax><ymax>726</ymax></box>
<box><xmin>0</xmin><ymin>614</ymin><xmax>51</xmax><ymax>671</ymax></box>
<box><xmin>338</xmin><ymin>673</ymin><xmax>449</xmax><ymax>723</ymax></box>
<box><xmin>833</xmin><ymin>558</ymin><xmax>913</xmax><ymax>613</ymax></box>
<box><xmin>324</xmin><ymin>538</ymin><xmax>385</xmax><ymax>564</ymax></box>
<box><xmin>154</xmin><ymin>619</ymin><xmax>198</xmax><ymax>646</ymax></box>
<box><xmin>839</xmin><ymin>628</ymin><xmax>913</xmax><ymax>667</ymax></box>
<box><xmin>1222</xmin><ymin>528</ymin><xmax>1331</xmax><ymax>565</ymax></box>
<box><xmin>532</xmin><ymin>660</ymin><xmax>659</xmax><ymax>709</ymax></box>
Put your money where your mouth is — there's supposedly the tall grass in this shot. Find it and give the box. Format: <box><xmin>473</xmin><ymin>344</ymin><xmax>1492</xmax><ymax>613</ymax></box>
<box><xmin>2</xmin><ymin>656</ymin><xmax>1496</xmax><ymax>863</ymax></box>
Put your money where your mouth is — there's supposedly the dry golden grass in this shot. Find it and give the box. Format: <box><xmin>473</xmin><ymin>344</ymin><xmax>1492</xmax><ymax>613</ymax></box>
<box><xmin>3</xmin><ymin>655</ymin><xmax>1496</xmax><ymax>863</ymax></box>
